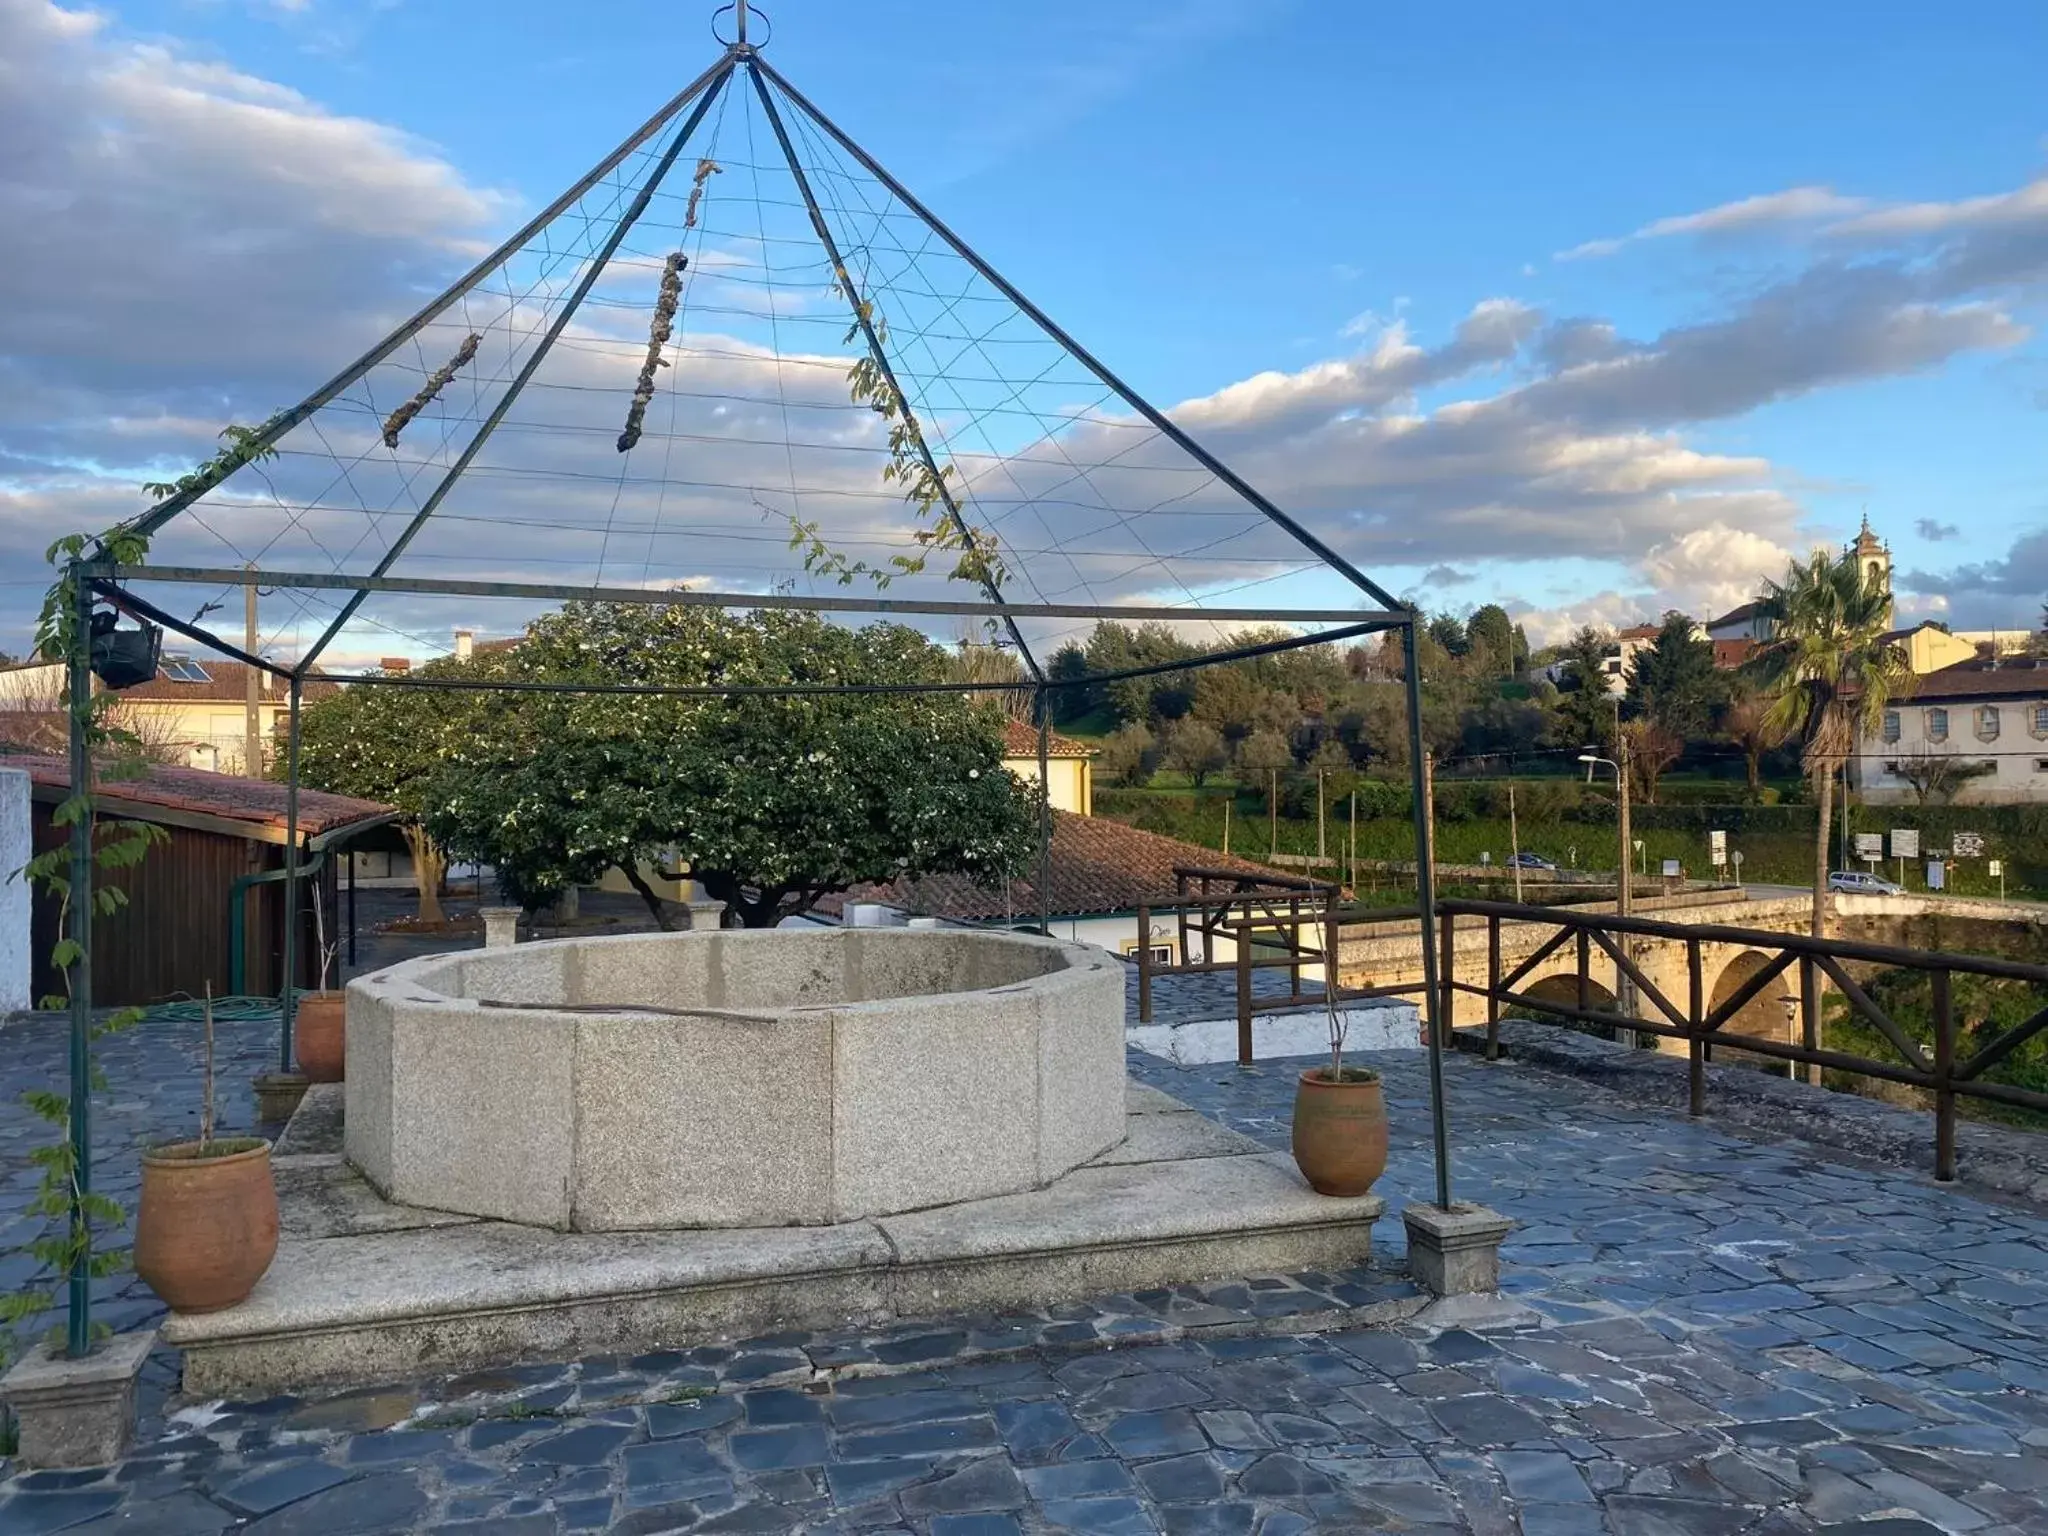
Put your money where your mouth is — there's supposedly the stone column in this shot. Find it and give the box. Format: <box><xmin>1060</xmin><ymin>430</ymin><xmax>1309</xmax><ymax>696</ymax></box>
<box><xmin>481</xmin><ymin>907</ymin><xmax>522</xmax><ymax>948</ymax></box>
<box><xmin>0</xmin><ymin>767</ymin><xmax>28</xmax><ymax>1013</ymax></box>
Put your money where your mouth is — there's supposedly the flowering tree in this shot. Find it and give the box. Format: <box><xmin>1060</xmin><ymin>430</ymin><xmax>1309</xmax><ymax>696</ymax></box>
<box><xmin>422</xmin><ymin>603</ymin><xmax>1039</xmax><ymax>927</ymax></box>
<box><xmin>294</xmin><ymin>655</ymin><xmax>492</xmax><ymax>923</ymax></box>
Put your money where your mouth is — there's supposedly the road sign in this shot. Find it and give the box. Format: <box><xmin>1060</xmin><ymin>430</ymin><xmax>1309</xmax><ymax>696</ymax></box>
<box><xmin>1928</xmin><ymin>860</ymin><xmax>1946</xmax><ymax>892</ymax></box>
<box><xmin>1891</xmin><ymin>829</ymin><xmax>1920</xmax><ymax>860</ymax></box>
<box><xmin>1662</xmin><ymin>859</ymin><xmax>1682</xmax><ymax>878</ymax></box>
<box><xmin>1990</xmin><ymin>859</ymin><xmax>2004</xmax><ymax>877</ymax></box>
<box><xmin>1709</xmin><ymin>829</ymin><xmax>1727</xmax><ymax>866</ymax></box>
<box><xmin>1854</xmin><ymin>832</ymin><xmax>1883</xmax><ymax>861</ymax></box>
<box><xmin>1953</xmin><ymin>831</ymin><xmax>1985</xmax><ymax>859</ymax></box>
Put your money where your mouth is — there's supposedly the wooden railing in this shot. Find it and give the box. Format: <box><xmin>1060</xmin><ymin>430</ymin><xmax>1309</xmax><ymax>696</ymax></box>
<box><xmin>1436</xmin><ymin>898</ymin><xmax>2048</xmax><ymax>1181</ymax></box>
<box><xmin>1134</xmin><ymin>867</ymin><xmax>1428</xmax><ymax>1063</ymax></box>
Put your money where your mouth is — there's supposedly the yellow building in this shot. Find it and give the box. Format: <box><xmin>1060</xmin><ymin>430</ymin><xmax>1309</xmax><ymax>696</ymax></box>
<box><xmin>1881</xmin><ymin>620</ymin><xmax>1981</xmax><ymax>677</ymax></box>
<box><xmin>1000</xmin><ymin>719</ymin><xmax>1096</xmax><ymax>816</ymax></box>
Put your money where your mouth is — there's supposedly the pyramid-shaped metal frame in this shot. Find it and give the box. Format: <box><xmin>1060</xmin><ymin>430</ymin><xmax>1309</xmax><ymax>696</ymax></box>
<box><xmin>51</xmin><ymin>9</ymin><xmax>1452</xmax><ymax>1358</ymax></box>
<box><xmin>97</xmin><ymin>17</ymin><xmax>1412</xmax><ymax>688</ymax></box>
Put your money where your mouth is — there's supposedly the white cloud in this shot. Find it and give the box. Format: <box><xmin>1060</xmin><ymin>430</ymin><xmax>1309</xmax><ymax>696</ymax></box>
<box><xmin>1559</xmin><ymin>186</ymin><xmax>1867</xmax><ymax>260</ymax></box>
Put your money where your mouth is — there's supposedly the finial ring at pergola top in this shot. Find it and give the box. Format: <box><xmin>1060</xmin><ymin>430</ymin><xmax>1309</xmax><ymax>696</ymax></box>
<box><xmin>711</xmin><ymin>1</ymin><xmax>771</xmax><ymax>48</ymax></box>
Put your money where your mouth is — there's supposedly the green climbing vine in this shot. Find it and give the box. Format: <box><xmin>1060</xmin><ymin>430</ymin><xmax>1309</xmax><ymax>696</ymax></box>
<box><xmin>774</xmin><ymin>269</ymin><xmax>1007</xmax><ymax>593</ymax></box>
<box><xmin>2</xmin><ymin>423</ymin><xmax>273</xmax><ymax>1360</ymax></box>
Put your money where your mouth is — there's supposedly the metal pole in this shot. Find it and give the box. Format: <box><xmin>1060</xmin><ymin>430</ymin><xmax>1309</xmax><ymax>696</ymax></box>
<box><xmin>64</xmin><ymin>563</ymin><xmax>95</xmax><ymax>1357</ymax></box>
<box><xmin>243</xmin><ymin>564</ymin><xmax>262</xmax><ymax>777</ymax></box>
<box><xmin>280</xmin><ymin>678</ymin><xmax>302</xmax><ymax>1072</ymax></box>
<box><xmin>1616</xmin><ymin>731</ymin><xmax>1637</xmax><ymax>1046</ymax></box>
<box><xmin>1401</xmin><ymin>620</ymin><xmax>1452</xmax><ymax>1212</ymax></box>
<box><xmin>1687</xmin><ymin>937</ymin><xmax>1705</xmax><ymax>1115</ymax></box>
<box><xmin>1035</xmin><ymin>688</ymin><xmax>1053</xmax><ymax>937</ymax></box>
<box><xmin>296</xmin><ymin>62</ymin><xmax>736</xmax><ymax>672</ymax></box>
<box><xmin>1136</xmin><ymin>903</ymin><xmax>1152</xmax><ymax>1023</ymax></box>
<box><xmin>1933</xmin><ymin>969</ymin><xmax>1956</xmax><ymax>1181</ymax></box>
<box><xmin>347</xmin><ymin>845</ymin><xmax>358</xmax><ymax>971</ymax></box>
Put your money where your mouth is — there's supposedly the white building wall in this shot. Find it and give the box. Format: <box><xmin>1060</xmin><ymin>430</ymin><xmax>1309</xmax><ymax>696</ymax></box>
<box><xmin>0</xmin><ymin>768</ymin><xmax>31</xmax><ymax>1012</ymax></box>
<box><xmin>1856</xmin><ymin>694</ymin><xmax>2048</xmax><ymax>805</ymax></box>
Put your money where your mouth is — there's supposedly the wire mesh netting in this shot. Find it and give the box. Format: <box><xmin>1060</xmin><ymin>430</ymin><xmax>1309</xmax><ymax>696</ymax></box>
<box><xmin>119</xmin><ymin>53</ymin><xmax>1393</xmax><ymax>675</ymax></box>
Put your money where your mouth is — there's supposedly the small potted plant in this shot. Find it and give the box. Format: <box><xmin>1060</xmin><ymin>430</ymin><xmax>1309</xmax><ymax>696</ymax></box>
<box><xmin>1291</xmin><ymin>979</ymin><xmax>1387</xmax><ymax>1196</ymax></box>
<box><xmin>294</xmin><ymin>888</ymin><xmax>345</xmax><ymax>1082</ymax></box>
<box><xmin>135</xmin><ymin>988</ymin><xmax>279</xmax><ymax>1312</ymax></box>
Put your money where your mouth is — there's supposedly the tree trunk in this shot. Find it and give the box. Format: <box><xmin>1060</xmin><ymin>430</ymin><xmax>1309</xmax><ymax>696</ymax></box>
<box><xmin>1744</xmin><ymin>746</ymin><xmax>1761</xmax><ymax>799</ymax></box>
<box><xmin>618</xmin><ymin>861</ymin><xmax>677</xmax><ymax>931</ymax></box>
<box><xmin>1810</xmin><ymin>756</ymin><xmax>1833</xmax><ymax>939</ymax></box>
<box><xmin>402</xmin><ymin>823</ymin><xmax>445</xmax><ymax>926</ymax></box>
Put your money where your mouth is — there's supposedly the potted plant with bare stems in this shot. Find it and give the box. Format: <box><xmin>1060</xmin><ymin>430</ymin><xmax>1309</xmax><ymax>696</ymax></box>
<box><xmin>135</xmin><ymin>988</ymin><xmax>279</xmax><ymax>1312</ymax></box>
<box><xmin>294</xmin><ymin>891</ymin><xmax>345</xmax><ymax>1083</ymax></box>
<box><xmin>1290</xmin><ymin>980</ymin><xmax>1387</xmax><ymax>1196</ymax></box>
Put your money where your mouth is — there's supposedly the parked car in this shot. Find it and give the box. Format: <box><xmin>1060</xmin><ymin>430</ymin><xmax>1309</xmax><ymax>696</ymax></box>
<box><xmin>1828</xmin><ymin>870</ymin><xmax>1904</xmax><ymax>896</ymax></box>
<box><xmin>1508</xmin><ymin>853</ymin><xmax>1558</xmax><ymax>871</ymax></box>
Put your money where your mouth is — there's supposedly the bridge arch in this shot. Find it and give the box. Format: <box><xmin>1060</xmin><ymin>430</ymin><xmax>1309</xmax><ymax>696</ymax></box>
<box><xmin>1706</xmin><ymin>948</ymin><xmax>1797</xmax><ymax>1071</ymax></box>
<box><xmin>1514</xmin><ymin>972</ymin><xmax>1621</xmax><ymax>1040</ymax></box>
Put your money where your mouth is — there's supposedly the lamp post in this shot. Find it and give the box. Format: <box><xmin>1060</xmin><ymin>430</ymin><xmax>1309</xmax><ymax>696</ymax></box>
<box><xmin>1579</xmin><ymin>739</ymin><xmax>1637</xmax><ymax>1044</ymax></box>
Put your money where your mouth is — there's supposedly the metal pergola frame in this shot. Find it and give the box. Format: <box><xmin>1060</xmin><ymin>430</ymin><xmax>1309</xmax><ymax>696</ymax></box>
<box><xmin>52</xmin><ymin>3</ymin><xmax>1452</xmax><ymax>1359</ymax></box>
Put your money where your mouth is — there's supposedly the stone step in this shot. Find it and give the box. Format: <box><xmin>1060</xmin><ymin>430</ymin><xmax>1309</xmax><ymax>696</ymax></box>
<box><xmin>165</xmin><ymin>1092</ymin><xmax>1395</xmax><ymax>1397</ymax></box>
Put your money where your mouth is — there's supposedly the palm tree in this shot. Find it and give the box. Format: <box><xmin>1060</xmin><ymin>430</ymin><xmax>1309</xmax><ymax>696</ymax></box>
<box><xmin>1752</xmin><ymin>548</ymin><xmax>1915</xmax><ymax>936</ymax></box>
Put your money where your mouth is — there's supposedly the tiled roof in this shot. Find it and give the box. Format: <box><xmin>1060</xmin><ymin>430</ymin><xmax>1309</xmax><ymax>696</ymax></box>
<box><xmin>1708</xmin><ymin>601</ymin><xmax>1764</xmax><ymax>628</ymax></box>
<box><xmin>117</xmin><ymin>659</ymin><xmax>341</xmax><ymax>705</ymax></box>
<box><xmin>2</xmin><ymin>750</ymin><xmax>392</xmax><ymax>839</ymax></box>
<box><xmin>830</xmin><ymin>809</ymin><xmax>1305</xmax><ymax>922</ymax></box>
<box><xmin>1000</xmin><ymin>720</ymin><xmax>1098</xmax><ymax>759</ymax></box>
<box><xmin>1901</xmin><ymin>658</ymin><xmax>2048</xmax><ymax>703</ymax></box>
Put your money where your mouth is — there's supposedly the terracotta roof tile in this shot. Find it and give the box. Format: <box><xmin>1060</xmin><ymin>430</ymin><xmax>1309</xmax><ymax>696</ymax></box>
<box><xmin>1000</xmin><ymin>720</ymin><xmax>1098</xmax><ymax>759</ymax></box>
<box><xmin>832</xmin><ymin>809</ymin><xmax>1305</xmax><ymax>922</ymax></box>
<box><xmin>1</xmin><ymin>749</ymin><xmax>391</xmax><ymax>839</ymax></box>
<box><xmin>1904</xmin><ymin>657</ymin><xmax>2048</xmax><ymax>703</ymax></box>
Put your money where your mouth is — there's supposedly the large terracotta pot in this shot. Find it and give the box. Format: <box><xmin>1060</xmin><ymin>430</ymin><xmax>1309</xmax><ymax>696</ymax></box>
<box><xmin>294</xmin><ymin>990</ymin><xmax>345</xmax><ymax>1082</ymax></box>
<box><xmin>1291</xmin><ymin>1068</ymin><xmax>1388</xmax><ymax>1197</ymax></box>
<box><xmin>134</xmin><ymin>1139</ymin><xmax>278</xmax><ymax>1313</ymax></box>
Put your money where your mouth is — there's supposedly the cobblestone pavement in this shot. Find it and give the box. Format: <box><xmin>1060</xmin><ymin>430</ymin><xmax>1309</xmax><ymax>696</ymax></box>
<box><xmin>5</xmin><ymin>1003</ymin><xmax>2048</xmax><ymax>1532</ymax></box>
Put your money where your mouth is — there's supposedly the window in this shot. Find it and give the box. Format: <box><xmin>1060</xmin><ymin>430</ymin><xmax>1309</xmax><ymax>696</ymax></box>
<box><xmin>2036</xmin><ymin>759</ymin><xmax>2048</xmax><ymax>775</ymax></box>
<box><xmin>159</xmin><ymin>658</ymin><xmax>211</xmax><ymax>683</ymax></box>
<box><xmin>1927</xmin><ymin>707</ymin><xmax>1948</xmax><ymax>742</ymax></box>
<box><xmin>1121</xmin><ymin>940</ymin><xmax>1175</xmax><ymax>967</ymax></box>
<box><xmin>1881</xmin><ymin>710</ymin><xmax>1900</xmax><ymax>743</ymax></box>
<box><xmin>1881</xmin><ymin>760</ymin><xmax>1901</xmax><ymax>777</ymax></box>
<box><xmin>1977</xmin><ymin>705</ymin><xmax>2002</xmax><ymax>742</ymax></box>
<box><xmin>2033</xmin><ymin>704</ymin><xmax>2048</xmax><ymax>739</ymax></box>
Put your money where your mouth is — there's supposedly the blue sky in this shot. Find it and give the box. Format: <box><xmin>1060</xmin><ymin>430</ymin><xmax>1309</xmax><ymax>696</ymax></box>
<box><xmin>3</xmin><ymin>0</ymin><xmax>2046</xmax><ymax>659</ymax></box>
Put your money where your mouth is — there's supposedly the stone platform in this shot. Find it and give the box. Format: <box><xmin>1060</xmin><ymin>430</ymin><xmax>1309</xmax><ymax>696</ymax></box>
<box><xmin>164</xmin><ymin>1083</ymin><xmax>1383</xmax><ymax>1396</ymax></box>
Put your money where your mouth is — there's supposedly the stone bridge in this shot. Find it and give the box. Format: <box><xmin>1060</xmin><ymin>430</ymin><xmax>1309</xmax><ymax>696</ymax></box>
<box><xmin>1336</xmin><ymin>891</ymin><xmax>1821</xmax><ymax>1047</ymax></box>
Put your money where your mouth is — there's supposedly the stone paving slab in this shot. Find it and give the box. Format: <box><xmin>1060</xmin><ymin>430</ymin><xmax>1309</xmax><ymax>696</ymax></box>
<box><xmin>9</xmin><ymin>1003</ymin><xmax>2048</xmax><ymax>1532</ymax></box>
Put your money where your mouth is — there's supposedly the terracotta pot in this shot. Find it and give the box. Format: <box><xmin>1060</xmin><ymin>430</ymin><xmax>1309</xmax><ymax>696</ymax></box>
<box><xmin>134</xmin><ymin>1139</ymin><xmax>278</xmax><ymax>1313</ymax></box>
<box><xmin>295</xmin><ymin>990</ymin><xmax>346</xmax><ymax>1082</ymax></box>
<box><xmin>1291</xmin><ymin>1068</ymin><xmax>1388</xmax><ymax>1197</ymax></box>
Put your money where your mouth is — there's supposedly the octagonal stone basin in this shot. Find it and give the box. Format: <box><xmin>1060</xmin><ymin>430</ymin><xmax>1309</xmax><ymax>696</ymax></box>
<box><xmin>342</xmin><ymin>927</ymin><xmax>1127</xmax><ymax>1232</ymax></box>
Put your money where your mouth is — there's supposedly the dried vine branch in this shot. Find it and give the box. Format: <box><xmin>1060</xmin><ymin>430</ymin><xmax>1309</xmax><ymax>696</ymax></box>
<box><xmin>684</xmin><ymin>158</ymin><xmax>722</xmax><ymax>229</ymax></box>
<box><xmin>381</xmin><ymin>332</ymin><xmax>480</xmax><ymax>448</ymax></box>
<box><xmin>618</xmin><ymin>252</ymin><xmax>687</xmax><ymax>453</ymax></box>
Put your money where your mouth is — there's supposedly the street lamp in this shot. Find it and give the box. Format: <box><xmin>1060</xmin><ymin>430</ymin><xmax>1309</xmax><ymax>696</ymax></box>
<box><xmin>1578</xmin><ymin>741</ymin><xmax>1637</xmax><ymax>1039</ymax></box>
